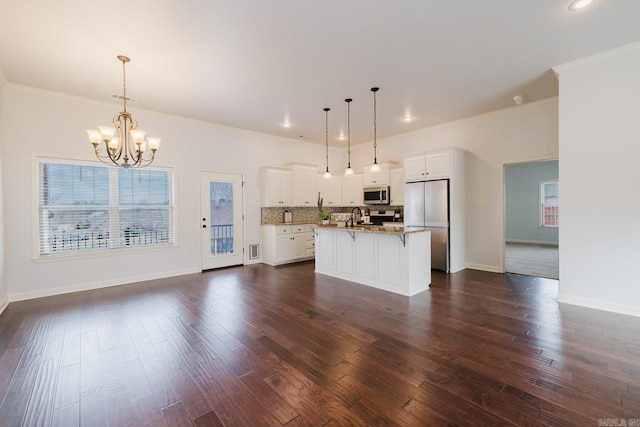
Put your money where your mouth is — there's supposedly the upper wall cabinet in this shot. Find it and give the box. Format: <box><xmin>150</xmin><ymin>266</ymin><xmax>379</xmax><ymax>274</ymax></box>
<box><xmin>260</xmin><ymin>167</ymin><xmax>292</xmax><ymax>207</ymax></box>
<box><xmin>404</xmin><ymin>150</ymin><xmax>451</xmax><ymax>182</ymax></box>
<box><xmin>389</xmin><ymin>168</ymin><xmax>404</xmax><ymax>206</ymax></box>
<box><xmin>363</xmin><ymin>162</ymin><xmax>390</xmax><ymax>187</ymax></box>
<box><xmin>289</xmin><ymin>164</ymin><xmax>318</xmax><ymax>207</ymax></box>
<box><xmin>318</xmin><ymin>175</ymin><xmax>342</xmax><ymax>207</ymax></box>
<box><xmin>342</xmin><ymin>173</ymin><xmax>364</xmax><ymax>206</ymax></box>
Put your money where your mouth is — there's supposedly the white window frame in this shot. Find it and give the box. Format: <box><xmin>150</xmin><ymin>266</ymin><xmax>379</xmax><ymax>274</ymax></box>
<box><xmin>33</xmin><ymin>156</ymin><xmax>176</xmax><ymax>259</ymax></box>
<box><xmin>540</xmin><ymin>179</ymin><xmax>559</xmax><ymax>228</ymax></box>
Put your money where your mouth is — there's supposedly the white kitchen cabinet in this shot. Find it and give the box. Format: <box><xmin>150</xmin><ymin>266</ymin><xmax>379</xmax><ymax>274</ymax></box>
<box><xmin>317</xmin><ymin>174</ymin><xmax>342</xmax><ymax>207</ymax></box>
<box><xmin>260</xmin><ymin>167</ymin><xmax>292</xmax><ymax>207</ymax></box>
<box><xmin>289</xmin><ymin>164</ymin><xmax>318</xmax><ymax>207</ymax></box>
<box><xmin>404</xmin><ymin>150</ymin><xmax>451</xmax><ymax>182</ymax></box>
<box><xmin>315</xmin><ymin>226</ymin><xmax>431</xmax><ymax>296</ymax></box>
<box><xmin>262</xmin><ymin>224</ymin><xmax>315</xmax><ymax>265</ymax></box>
<box><xmin>342</xmin><ymin>173</ymin><xmax>364</xmax><ymax>206</ymax></box>
<box><xmin>389</xmin><ymin>168</ymin><xmax>404</xmax><ymax>206</ymax></box>
<box><xmin>363</xmin><ymin>163</ymin><xmax>390</xmax><ymax>187</ymax></box>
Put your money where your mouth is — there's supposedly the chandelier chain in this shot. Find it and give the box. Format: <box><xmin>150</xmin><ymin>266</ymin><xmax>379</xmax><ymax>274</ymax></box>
<box><xmin>122</xmin><ymin>59</ymin><xmax>127</xmax><ymax>113</ymax></box>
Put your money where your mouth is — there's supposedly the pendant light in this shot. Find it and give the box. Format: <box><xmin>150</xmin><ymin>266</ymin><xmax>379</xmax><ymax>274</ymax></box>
<box><xmin>344</xmin><ymin>98</ymin><xmax>354</xmax><ymax>176</ymax></box>
<box><xmin>322</xmin><ymin>107</ymin><xmax>332</xmax><ymax>179</ymax></box>
<box><xmin>370</xmin><ymin>87</ymin><xmax>381</xmax><ymax>173</ymax></box>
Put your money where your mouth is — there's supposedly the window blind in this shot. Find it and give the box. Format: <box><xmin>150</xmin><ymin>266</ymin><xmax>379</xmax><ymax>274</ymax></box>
<box><xmin>38</xmin><ymin>159</ymin><xmax>174</xmax><ymax>255</ymax></box>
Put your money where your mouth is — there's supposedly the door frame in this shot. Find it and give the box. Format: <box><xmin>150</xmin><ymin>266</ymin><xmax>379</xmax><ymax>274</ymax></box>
<box><xmin>200</xmin><ymin>171</ymin><xmax>245</xmax><ymax>270</ymax></box>
<box><xmin>502</xmin><ymin>157</ymin><xmax>559</xmax><ymax>276</ymax></box>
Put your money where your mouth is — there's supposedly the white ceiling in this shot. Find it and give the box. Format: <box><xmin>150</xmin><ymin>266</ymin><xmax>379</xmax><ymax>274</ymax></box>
<box><xmin>1</xmin><ymin>1</ymin><xmax>640</xmax><ymax>146</ymax></box>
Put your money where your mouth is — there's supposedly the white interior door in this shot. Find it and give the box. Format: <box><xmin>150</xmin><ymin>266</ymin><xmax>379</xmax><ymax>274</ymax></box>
<box><xmin>200</xmin><ymin>172</ymin><xmax>244</xmax><ymax>270</ymax></box>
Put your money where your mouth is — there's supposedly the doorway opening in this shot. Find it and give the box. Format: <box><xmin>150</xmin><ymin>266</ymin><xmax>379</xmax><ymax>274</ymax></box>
<box><xmin>504</xmin><ymin>159</ymin><xmax>559</xmax><ymax>279</ymax></box>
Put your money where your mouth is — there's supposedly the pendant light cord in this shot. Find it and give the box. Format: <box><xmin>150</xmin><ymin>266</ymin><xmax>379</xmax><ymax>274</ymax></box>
<box><xmin>346</xmin><ymin>98</ymin><xmax>352</xmax><ymax>168</ymax></box>
<box><xmin>324</xmin><ymin>107</ymin><xmax>330</xmax><ymax>173</ymax></box>
<box><xmin>372</xmin><ymin>87</ymin><xmax>379</xmax><ymax>164</ymax></box>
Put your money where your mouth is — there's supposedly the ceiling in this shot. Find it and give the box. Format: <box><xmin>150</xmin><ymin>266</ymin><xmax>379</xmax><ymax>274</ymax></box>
<box><xmin>1</xmin><ymin>1</ymin><xmax>640</xmax><ymax>147</ymax></box>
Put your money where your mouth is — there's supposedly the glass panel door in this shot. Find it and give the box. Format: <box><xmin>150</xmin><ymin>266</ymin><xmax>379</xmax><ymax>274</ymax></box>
<box><xmin>201</xmin><ymin>172</ymin><xmax>244</xmax><ymax>270</ymax></box>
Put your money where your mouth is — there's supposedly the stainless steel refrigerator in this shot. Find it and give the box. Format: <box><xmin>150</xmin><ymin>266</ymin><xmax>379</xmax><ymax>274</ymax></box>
<box><xmin>404</xmin><ymin>179</ymin><xmax>449</xmax><ymax>271</ymax></box>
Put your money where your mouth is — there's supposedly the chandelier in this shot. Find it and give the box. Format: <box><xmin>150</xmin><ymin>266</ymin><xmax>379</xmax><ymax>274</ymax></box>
<box><xmin>87</xmin><ymin>55</ymin><xmax>160</xmax><ymax>168</ymax></box>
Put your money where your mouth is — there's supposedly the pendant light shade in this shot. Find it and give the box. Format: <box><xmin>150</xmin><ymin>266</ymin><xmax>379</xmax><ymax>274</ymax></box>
<box><xmin>344</xmin><ymin>98</ymin><xmax>354</xmax><ymax>176</ymax></box>
<box><xmin>370</xmin><ymin>87</ymin><xmax>381</xmax><ymax>173</ymax></box>
<box><xmin>323</xmin><ymin>107</ymin><xmax>332</xmax><ymax>179</ymax></box>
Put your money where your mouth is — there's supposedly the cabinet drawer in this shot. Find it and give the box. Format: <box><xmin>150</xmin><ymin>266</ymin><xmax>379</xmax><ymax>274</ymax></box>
<box><xmin>276</xmin><ymin>226</ymin><xmax>292</xmax><ymax>235</ymax></box>
<box><xmin>305</xmin><ymin>239</ymin><xmax>315</xmax><ymax>249</ymax></box>
<box><xmin>305</xmin><ymin>248</ymin><xmax>315</xmax><ymax>257</ymax></box>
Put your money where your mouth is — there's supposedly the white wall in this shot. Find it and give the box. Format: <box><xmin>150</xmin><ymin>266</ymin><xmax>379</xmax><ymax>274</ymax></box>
<box><xmin>2</xmin><ymin>85</ymin><xmax>342</xmax><ymax>301</ymax></box>
<box><xmin>0</xmin><ymin>83</ymin><xmax>7</xmax><ymax>313</ymax></box>
<box><xmin>554</xmin><ymin>42</ymin><xmax>640</xmax><ymax>316</ymax></box>
<box><xmin>505</xmin><ymin>160</ymin><xmax>559</xmax><ymax>245</ymax></box>
<box><xmin>349</xmin><ymin>99</ymin><xmax>559</xmax><ymax>272</ymax></box>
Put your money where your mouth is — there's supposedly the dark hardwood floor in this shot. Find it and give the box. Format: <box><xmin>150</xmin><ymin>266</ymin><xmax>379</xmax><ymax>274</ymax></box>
<box><xmin>1</xmin><ymin>261</ymin><xmax>639</xmax><ymax>426</ymax></box>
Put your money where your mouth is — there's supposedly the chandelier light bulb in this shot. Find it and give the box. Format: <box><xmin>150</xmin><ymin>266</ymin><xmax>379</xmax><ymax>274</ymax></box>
<box><xmin>344</xmin><ymin>167</ymin><xmax>354</xmax><ymax>176</ymax></box>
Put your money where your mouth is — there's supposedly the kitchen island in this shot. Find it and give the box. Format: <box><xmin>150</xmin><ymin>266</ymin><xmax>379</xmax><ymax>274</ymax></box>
<box><xmin>314</xmin><ymin>225</ymin><xmax>431</xmax><ymax>296</ymax></box>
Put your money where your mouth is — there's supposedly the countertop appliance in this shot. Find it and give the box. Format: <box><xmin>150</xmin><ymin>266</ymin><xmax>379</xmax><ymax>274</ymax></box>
<box><xmin>404</xmin><ymin>179</ymin><xmax>449</xmax><ymax>271</ymax></box>
<box><xmin>363</xmin><ymin>186</ymin><xmax>390</xmax><ymax>205</ymax></box>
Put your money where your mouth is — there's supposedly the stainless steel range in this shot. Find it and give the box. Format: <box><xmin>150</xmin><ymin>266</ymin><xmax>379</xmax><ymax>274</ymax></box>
<box><xmin>368</xmin><ymin>210</ymin><xmax>397</xmax><ymax>225</ymax></box>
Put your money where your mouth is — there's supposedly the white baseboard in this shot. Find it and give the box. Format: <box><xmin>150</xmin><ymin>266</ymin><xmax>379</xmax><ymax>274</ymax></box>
<box><xmin>558</xmin><ymin>293</ymin><xmax>640</xmax><ymax>318</ymax></box>
<box><xmin>465</xmin><ymin>263</ymin><xmax>504</xmax><ymax>273</ymax></box>
<box><xmin>0</xmin><ymin>294</ymin><xmax>8</xmax><ymax>316</ymax></box>
<box><xmin>506</xmin><ymin>239</ymin><xmax>558</xmax><ymax>246</ymax></box>
<box><xmin>9</xmin><ymin>267</ymin><xmax>200</xmax><ymax>302</ymax></box>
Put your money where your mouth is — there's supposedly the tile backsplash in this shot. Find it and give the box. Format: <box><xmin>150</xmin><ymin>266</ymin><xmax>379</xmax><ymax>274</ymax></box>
<box><xmin>261</xmin><ymin>207</ymin><xmax>336</xmax><ymax>224</ymax></box>
<box><xmin>261</xmin><ymin>206</ymin><xmax>403</xmax><ymax>224</ymax></box>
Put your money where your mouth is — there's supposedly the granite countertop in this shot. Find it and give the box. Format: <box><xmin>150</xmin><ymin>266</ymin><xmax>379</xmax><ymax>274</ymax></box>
<box><xmin>261</xmin><ymin>221</ymin><xmax>321</xmax><ymax>226</ymax></box>
<box><xmin>314</xmin><ymin>224</ymin><xmax>429</xmax><ymax>235</ymax></box>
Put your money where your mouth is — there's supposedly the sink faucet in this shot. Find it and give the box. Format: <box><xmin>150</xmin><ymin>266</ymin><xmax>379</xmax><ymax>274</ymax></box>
<box><xmin>349</xmin><ymin>207</ymin><xmax>363</xmax><ymax>227</ymax></box>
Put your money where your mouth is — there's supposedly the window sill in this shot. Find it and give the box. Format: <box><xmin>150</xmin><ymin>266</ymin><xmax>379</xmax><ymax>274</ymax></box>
<box><xmin>32</xmin><ymin>243</ymin><xmax>180</xmax><ymax>263</ymax></box>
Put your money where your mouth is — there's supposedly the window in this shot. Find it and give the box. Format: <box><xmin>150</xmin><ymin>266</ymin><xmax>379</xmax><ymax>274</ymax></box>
<box><xmin>540</xmin><ymin>180</ymin><xmax>559</xmax><ymax>227</ymax></box>
<box><xmin>38</xmin><ymin>159</ymin><xmax>174</xmax><ymax>255</ymax></box>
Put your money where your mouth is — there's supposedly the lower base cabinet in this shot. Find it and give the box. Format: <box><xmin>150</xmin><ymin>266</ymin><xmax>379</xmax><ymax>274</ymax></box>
<box><xmin>315</xmin><ymin>227</ymin><xmax>431</xmax><ymax>296</ymax></box>
<box><xmin>262</xmin><ymin>224</ymin><xmax>315</xmax><ymax>265</ymax></box>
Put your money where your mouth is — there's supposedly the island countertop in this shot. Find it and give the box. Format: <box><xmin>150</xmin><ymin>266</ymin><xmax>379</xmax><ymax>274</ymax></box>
<box><xmin>314</xmin><ymin>224</ymin><xmax>429</xmax><ymax>236</ymax></box>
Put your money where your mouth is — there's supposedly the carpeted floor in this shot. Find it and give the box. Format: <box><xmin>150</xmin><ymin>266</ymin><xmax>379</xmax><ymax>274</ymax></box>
<box><xmin>505</xmin><ymin>242</ymin><xmax>559</xmax><ymax>279</ymax></box>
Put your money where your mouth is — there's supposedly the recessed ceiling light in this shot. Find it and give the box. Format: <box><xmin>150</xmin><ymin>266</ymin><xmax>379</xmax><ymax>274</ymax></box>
<box><xmin>402</xmin><ymin>115</ymin><xmax>413</xmax><ymax>122</ymax></box>
<box><xmin>282</xmin><ymin>121</ymin><xmax>292</xmax><ymax>128</ymax></box>
<box><xmin>568</xmin><ymin>0</ymin><xmax>597</xmax><ymax>11</ymax></box>
<box><xmin>338</xmin><ymin>133</ymin><xmax>346</xmax><ymax>141</ymax></box>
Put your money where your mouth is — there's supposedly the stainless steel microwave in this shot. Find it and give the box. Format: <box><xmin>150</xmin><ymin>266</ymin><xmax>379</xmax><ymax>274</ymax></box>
<box><xmin>363</xmin><ymin>186</ymin><xmax>390</xmax><ymax>205</ymax></box>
